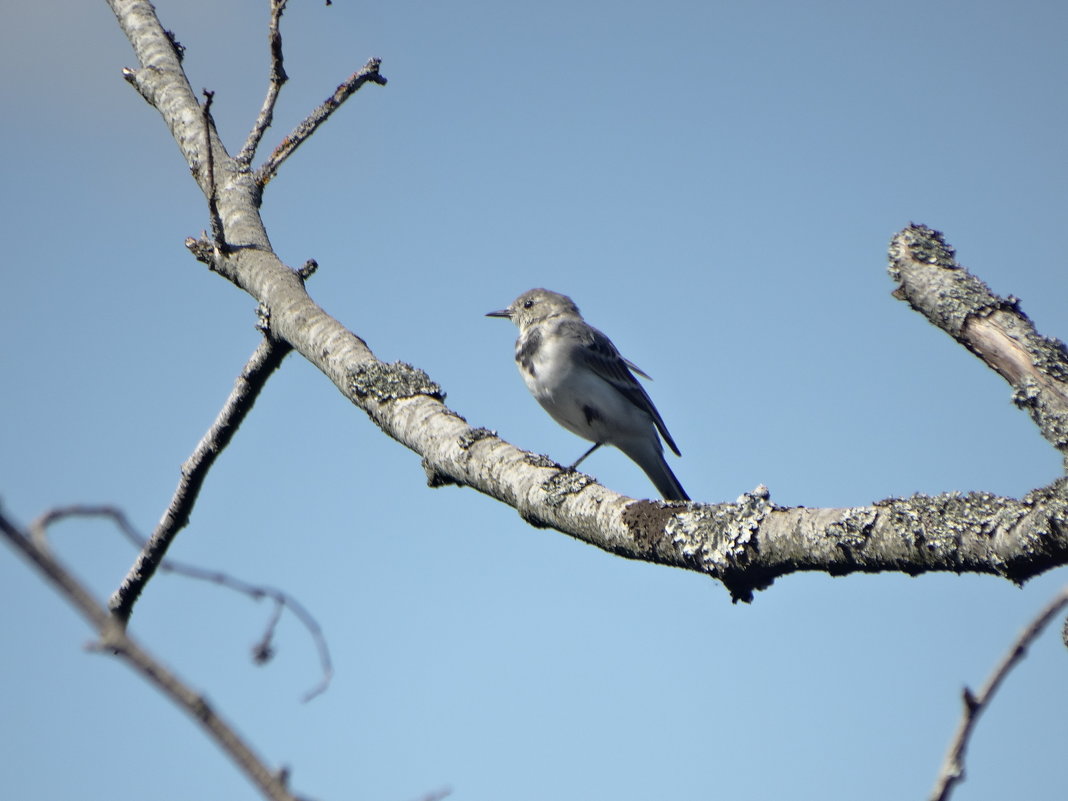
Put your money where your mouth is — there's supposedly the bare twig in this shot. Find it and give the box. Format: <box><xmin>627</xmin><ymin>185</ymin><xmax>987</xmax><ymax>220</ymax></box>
<box><xmin>31</xmin><ymin>504</ymin><xmax>143</xmax><ymax>548</ymax></box>
<box><xmin>34</xmin><ymin>504</ymin><xmax>333</xmax><ymax>702</ymax></box>
<box><xmin>0</xmin><ymin>507</ymin><xmax>300</xmax><ymax>801</ymax></box>
<box><xmin>928</xmin><ymin>586</ymin><xmax>1068</xmax><ymax>801</ymax></box>
<box><xmin>238</xmin><ymin>0</ymin><xmax>291</xmax><ymax>166</ymax></box>
<box><xmin>110</xmin><ymin>336</ymin><xmax>292</xmax><ymax>623</ymax></box>
<box><xmin>201</xmin><ymin>89</ymin><xmax>226</xmax><ymax>246</ymax></box>
<box><xmin>158</xmin><ymin>559</ymin><xmax>333</xmax><ymax>702</ymax></box>
<box><xmin>257</xmin><ymin>57</ymin><xmax>387</xmax><ymax>186</ymax></box>
<box><xmin>161</xmin><ymin>562</ymin><xmax>333</xmax><ymax>702</ymax></box>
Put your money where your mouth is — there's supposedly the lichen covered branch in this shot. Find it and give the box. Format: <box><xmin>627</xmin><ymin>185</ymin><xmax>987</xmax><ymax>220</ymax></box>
<box><xmin>889</xmin><ymin>224</ymin><xmax>1068</xmax><ymax>464</ymax></box>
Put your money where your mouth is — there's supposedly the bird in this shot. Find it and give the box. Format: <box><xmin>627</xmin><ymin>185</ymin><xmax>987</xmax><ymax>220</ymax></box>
<box><xmin>487</xmin><ymin>288</ymin><xmax>689</xmax><ymax>501</ymax></box>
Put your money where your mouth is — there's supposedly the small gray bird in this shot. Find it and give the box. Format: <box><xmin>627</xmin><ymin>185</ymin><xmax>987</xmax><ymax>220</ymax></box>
<box><xmin>487</xmin><ymin>288</ymin><xmax>689</xmax><ymax>501</ymax></box>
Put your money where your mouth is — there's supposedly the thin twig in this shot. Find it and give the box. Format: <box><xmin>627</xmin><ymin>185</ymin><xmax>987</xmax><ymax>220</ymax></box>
<box><xmin>110</xmin><ymin>336</ymin><xmax>292</xmax><ymax>624</ymax></box>
<box><xmin>0</xmin><ymin>507</ymin><xmax>299</xmax><ymax>801</ymax></box>
<box><xmin>928</xmin><ymin>586</ymin><xmax>1068</xmax><ymax>801</ymax></box>
<box><xmin>202</xmin><ymin>89</ymin><xmax>225</xmax><ymax>245</ymax></box>
<box><xmin>35</xmin><ymin>504</ymin><xmax>333</xmax><ymax>702</ymax></box>
<box><xmin>257</xmin><ymin>57</ymin><xmax>386</xmax><ymax>186</ymax></box>
<box><xmin>238</xmin><ymin>0</ymin><xmax>291</xmax><ymax>166</ymax></box>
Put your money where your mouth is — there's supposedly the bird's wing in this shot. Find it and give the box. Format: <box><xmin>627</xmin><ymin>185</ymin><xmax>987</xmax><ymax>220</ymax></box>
<box><xmin>563</xmin><ymin>320</ymin><xmax>682</xmax><ymax>457</ymax></box>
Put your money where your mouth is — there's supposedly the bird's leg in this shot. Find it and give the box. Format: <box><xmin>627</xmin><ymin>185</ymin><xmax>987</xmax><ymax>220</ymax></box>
<box><xmin>568</xmin><ymin>442</ymin><xmax>602</xmax><ymax>471</ymax></box>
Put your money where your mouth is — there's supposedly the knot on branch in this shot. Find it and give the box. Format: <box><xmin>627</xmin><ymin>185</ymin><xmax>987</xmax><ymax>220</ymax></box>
<box><xmin>422</xmin><ymin>455</ymin><xmax>459</xmax><ymax>488</ymax></box>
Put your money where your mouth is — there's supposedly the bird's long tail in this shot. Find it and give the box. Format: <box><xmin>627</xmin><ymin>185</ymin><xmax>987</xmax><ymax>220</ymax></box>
<box><xmin>619</xmin><ymin>439</ymin><xmax>689</xmax><ymax>502</ymax></box>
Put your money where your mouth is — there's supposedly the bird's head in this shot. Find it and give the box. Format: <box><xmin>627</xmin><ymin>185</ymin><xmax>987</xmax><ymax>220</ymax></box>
<box><xmin>486</xmin><ymin>288</ymin><xmax>580</xmax><ymax>328</ymax></box>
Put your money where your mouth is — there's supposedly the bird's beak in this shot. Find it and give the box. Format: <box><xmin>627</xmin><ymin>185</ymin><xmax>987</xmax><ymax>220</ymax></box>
<box><xmin>485</xmin><ymin>308</ymin><xmax>512</xmax><ymax>319</ymax></box>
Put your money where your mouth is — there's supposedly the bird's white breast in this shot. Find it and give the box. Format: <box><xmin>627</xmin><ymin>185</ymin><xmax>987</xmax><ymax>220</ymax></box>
<box><xmin>516</xmin><ymin>324</ymin><xmax>651</xmax><ymax>446</ymax></box>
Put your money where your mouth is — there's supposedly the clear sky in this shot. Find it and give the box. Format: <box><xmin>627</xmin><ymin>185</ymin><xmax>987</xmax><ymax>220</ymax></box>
<box><xmin>2</xmin><ymin>1</ymin><xmax>1067</xmax><ymax>799</ymax></box>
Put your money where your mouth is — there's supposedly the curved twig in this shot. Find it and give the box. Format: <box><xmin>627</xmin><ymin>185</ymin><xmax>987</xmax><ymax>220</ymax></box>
<box><xmin>928</xmin><ymin>586</ymin><xmax>1068</xmax><ymax>801</ymax></box>
<box><xmin>33</xmin><ymin>504</ymin><xmax>333</xmax><ymax>702</ymax></box>
<box><xmin>155</xmin><ymin>559</ymin><xmax>334</xmax><ymax>703</ymax></box>
<box><xmin>0</xmin><ymin>507</ymin><xmax>300</xmax><ymax>801</ymax></box>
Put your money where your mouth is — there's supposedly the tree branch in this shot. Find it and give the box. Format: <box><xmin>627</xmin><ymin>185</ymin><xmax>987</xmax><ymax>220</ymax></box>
<box><xmin>928</xmin><ymin>585</ymin><xmax>1068</xmax><ymax>801</ymax></box>
<box><xmin>237</xmin><ymin>0</ymin><xmax>290</xmax><ymax>167</ymax></box>
<box><xmin>889</xmin><ymin>223</ymin><xmax>1068</xmax><ymax>465</ymax></box>
<box><xmin>155</xmin><ymin>558</ymin><xmax>334</xmax><ymax>703</ymax></box>
<box><xmin>256</xmin><ymin>57</ymin><xmax>387</xmax><ymax>186</ymax></box>
<box><xmin>0</xmin><ymin>508</ymin><xmax>301</xmax><ymax>801</ymax></box>
<box><xmin>109</xmin><ymin>335</ymin><xmax>292</xmax><ymax>623</ymax></box>
<box><xmin>201</xmin><ymin>88</ymin><xmax>225</xmax><ymax>244</ymax></box>
<box><xmin>32</xmin><ymin>504</ymin><xmax>333</xmax><ymax>701</ymax></box>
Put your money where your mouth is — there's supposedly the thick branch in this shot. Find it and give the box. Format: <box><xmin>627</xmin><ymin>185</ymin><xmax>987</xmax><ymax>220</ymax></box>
<box><xmin>112</xmin><ymin>0</ymin><xmax>228</xmax><ymax>201</ymax></box>
<box><xmin>889</xmin><ymin>223</ymin><xmax>1068</xmax><ymax>464</ymax></box>
<box><xmin>0</xmin><ymin>509</ymin><xmax>299</xmax><ymax>801</ymax></box>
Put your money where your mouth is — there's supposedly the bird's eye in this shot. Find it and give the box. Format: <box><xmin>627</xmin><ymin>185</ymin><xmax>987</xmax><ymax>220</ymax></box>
<box><xmin>523</xmin><ymin>299</ymin><xmax>534</xmax><ymax>309</ymax></box>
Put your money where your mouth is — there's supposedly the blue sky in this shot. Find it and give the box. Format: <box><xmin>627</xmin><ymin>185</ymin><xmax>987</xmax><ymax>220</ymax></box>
<box><xmin>2</xmin><ymin>1</ymin><xmax>1067</xmax><ymax>799</ymax></box>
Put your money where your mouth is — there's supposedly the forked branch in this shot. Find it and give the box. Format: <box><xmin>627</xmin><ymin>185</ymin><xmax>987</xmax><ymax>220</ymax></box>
<box><xmin>257</xmin><ymin>57</ymin><xmax>386</xmax><ymax>186</ymax></box>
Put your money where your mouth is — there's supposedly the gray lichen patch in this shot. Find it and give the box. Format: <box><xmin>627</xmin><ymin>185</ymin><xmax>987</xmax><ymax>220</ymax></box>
<box><xmin>824</xmin><ymin>507</ymin><xmax>878</xmax><ymax>552</ymax></box>
<box><xmin>874</xmin><ymin>490</ymin><xmax>1027</xmax><ymax>572</ymax></box>
<box><xmin>524</xmin><ymin>452</ymin><xmax>559</xmax><ymax>469</ymax></box>
<box><xmin>1013</xmin><ymin>378</ymin><xmax>1068</xmax><ymax>451</ymax></box>
<box><xmin>542</xmin><ymin>469</ymin><xmax>596</xmax><ymax>507</ymax></box>
<box><xmin>1028</xmin><ymin>334</ymin><xmax>1068</xmax><ymax>384</ymax></box>
<box><xmin>349</xmin><ymin>361</ymin><xmax>444</xmax><ymax>402</ymax></box>
<box><xmin>668</xmin><ymin>485</ymin><xmax>773</xmax><ymax>574</ymax></box>
<box><xmin>458</xmin><ymin>427</ymin><xmax>497</xmax><ymax>450</ymax></box>
<box><xmin>888</xmin><ymin>223</ymin><xmax>959</xmax><ymax>272</ymax></box>
<box><xmin>1021</xmin><ymin>478</ymin><xmax>1068</xmax><ymax>533</ymax></box>
<box><xmin>887</xmin><ymin>223</ymin><xmax>1000</xmax><ymax>336</ymax></box>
